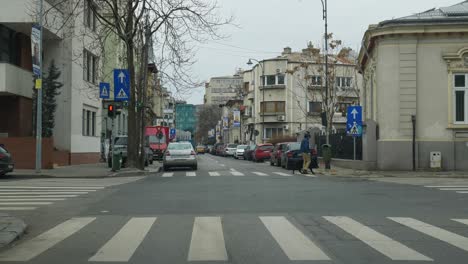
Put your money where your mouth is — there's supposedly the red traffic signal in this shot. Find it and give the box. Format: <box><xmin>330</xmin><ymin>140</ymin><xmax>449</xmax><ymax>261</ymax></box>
<box><xmin>107</xmin><ymin>104</ymin><xmax>115</xmax><ymax>118</ymax></box>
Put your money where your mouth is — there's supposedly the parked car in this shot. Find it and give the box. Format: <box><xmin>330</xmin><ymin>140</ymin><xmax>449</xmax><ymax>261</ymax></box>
<box><xmin>252</xmin><ymin>143</ymin><xmax>274</xmax><ymax>162</ymax></box>
<box><xmin>163</xmin><ymin>142</ymin><xmax>198</xmax><ymax>170</ymax></box>
<box><xmin>196</xmin><ymin>145</ymin><xmax>206</xmax><ymax>154</ymax></box>
<box><xmin>234</xmin><ymin>145</ymin><xmax>248</xmax><ymax>159</ymax></box>
<box><xmin>0</xmin><ymin>145</ymin><xmax>14</xmax><ymax>176</ymax></box>
<box><xmin>224</xmin><ymin>144</ymin><xmax>238</xmax><ymax>157</ymax></box>
<box><xmin>281</xmin><ymin>142</ymin><xmax>319</xmax><ymax>170</ymax></box>
<box><xmin>270</xmin><ymin>142</ymin><xmax>292</xmax><ymax>167</ymax></box>
<box><xmin>243</xmin><ymin>144</ymin><xmax>256</xmax><ymax>160</ymax></box>
<box><xmin>215</xmin><ymin>143</ymin><xmax>226</xmax><ymax>156</ymax></box>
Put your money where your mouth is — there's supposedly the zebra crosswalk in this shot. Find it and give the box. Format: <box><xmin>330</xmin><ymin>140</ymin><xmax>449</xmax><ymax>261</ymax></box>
<box><xmin>1</xmin><ymin>215</ymin><xmax>468</xmax><ymax>262</ymax></box>
<box><xmin>424</xmin><ymin>185</ymin><xmax>468</xmax><ymax>194</ymax></box>
<box><xmin>159</xmin><ymin>170</ymin><xmax>309</xmax><ymax>178</ymax></box>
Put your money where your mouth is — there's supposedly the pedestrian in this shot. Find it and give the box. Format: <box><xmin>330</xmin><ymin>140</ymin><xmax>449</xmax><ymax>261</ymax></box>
<box><xmin>300</xmin><ymin>133</ymin><xmax>314</xmax><ymax>174</ymax></box>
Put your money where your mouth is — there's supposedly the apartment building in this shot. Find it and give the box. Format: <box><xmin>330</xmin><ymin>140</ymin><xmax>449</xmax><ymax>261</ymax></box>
<box><xmin>205</xmin><ymin>74</ymin><xmax>243</xmax><ymax>105</ymax></box>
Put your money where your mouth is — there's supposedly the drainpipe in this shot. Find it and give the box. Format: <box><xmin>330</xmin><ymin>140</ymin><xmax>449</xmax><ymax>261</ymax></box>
<box><xmin>411</xmin><ymin>115</ymin><xmax>416</xmax><ymax>171</ymax></box>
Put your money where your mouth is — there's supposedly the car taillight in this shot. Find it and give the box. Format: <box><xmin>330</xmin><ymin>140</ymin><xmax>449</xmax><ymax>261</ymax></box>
<box><xmin>191</xmin><ymin>150</ymin><xmax>196</xmax><ymax>155</ymax></box>
<box><xmin>0</xmin><ymin>153</ymin><xmax>5</xmax><ymax>159</ymax></box>
<box><xmin>287</xmin><ymin>151</ymin><xmax>293</xmax><ymax>158</ymax></box>
<box><xmin>165</xmin><ymin>151</ymin><xmax>170</xmax><ymax>156</ymax></box>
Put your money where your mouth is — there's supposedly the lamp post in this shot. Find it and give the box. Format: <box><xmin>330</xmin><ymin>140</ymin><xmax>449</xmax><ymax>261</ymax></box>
<box><xmin>247</xmin><ymin>58</ymin><xmax>265</xmax><ymax>143</ymax></box>
<box><xmin>35</xmin><ymin>0</ymin><xmax>44</xmax><ymax>173</ymax></box>
<box><xmin>320</xmin><ymin>0</ymin><xmax>330</xmax><ymax>144</ymax></box>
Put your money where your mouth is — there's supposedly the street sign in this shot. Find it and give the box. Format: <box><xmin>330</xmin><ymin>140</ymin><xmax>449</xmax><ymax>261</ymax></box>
<box><xmin>170</xmin><ymin>128</ymin><xmax>176</xmax><ymax>139</ymax></box>
<box><xmin>99</xmin><ymin>82</ymin><xmax>110</xmax><ymax>99</ymax></box>
<box><xmin>113</xmin><ymin>69</ymin><xmax>130</xmax><ymax>101</ymax></box>
<box><xmin>346</xmin><ymin>106</ymin><xmax>363</xmax><ymax>137</ymax></box>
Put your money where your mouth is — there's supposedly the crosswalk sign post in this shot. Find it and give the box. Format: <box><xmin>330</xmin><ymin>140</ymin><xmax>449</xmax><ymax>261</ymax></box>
<box><xmin>99</xmin><ymin>82</ymin><xmax>110</xmax><ymax>99</ymax></box>
<box><xmin>346</xmin><ymin>106</ymin><xmax>363</xmax><ymax>161</ymax></box>
<box><xmin>114</xmin><ymin>69</ymin><xmax>130</xmax><ymax>102</ymax></box>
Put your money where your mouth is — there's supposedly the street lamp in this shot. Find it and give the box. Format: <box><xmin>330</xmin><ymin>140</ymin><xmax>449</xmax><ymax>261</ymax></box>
<box><xmin>320</xmin><ymin>0</ymin><xmax>330</xmax><ymax>144</ymax></box>
<box><xmin>247</xmin><ymin>58</ymin><xmax>265</xmax><ymax>143</ymax></box>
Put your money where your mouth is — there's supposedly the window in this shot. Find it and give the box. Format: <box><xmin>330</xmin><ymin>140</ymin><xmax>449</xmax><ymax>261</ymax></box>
<box><xmin>82</xmin><ymin>107</ymin><xmax>97</xmax><ymax>136</ymax></box>
<box><xmin>84</xmin><ymin>0</ymin><xmax>97</xmax><ymax>31</ymax></box>
<box><xmin>265</xmin><ymin>128</ymin><xmax>284</xmax><ymax>139</ymax></box>
<box><xmin>308</xmin><ymin>102</ymin><xmax>322</xmax><ymax>113</ymax></box>
<box><xmin>83</xmin><ymin>50</ymin><xmax>98</xmax><ymax>84</ymax></box>
<box><xmin>261</xmin><ymin>101</ymin><xmax>285</xmax><ymax>113</ymax></box>
<box><xmin>454</xmin><ymin>74</ymin><xmax>468</xmax><ymax>124</ymax></box>
<box><xmin>311</xmin><ymin>76</ymin><xmax>322</xmax><ymax>86</ymax></box>
<box><xmin>336</xmin><ymin>77</ymin><xmax>352</xmax><ymax>88</ymax></box>
<box><xmin>262</xmin><ymin>75</ymin><xmax>285</xmax><ymax>86</ymax></box>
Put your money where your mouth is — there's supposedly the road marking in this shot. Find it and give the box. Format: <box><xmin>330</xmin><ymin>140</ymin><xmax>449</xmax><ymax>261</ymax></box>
<box><xmin>89</xmin><ymin>217</ymin><xmax>156</xmax><ymax>262</ymax></box>
<box><xmin>220</xmin><ymin>164</ymin><xmax>225</xmax><ymax>167</ymax></box>
<box><xmin>389</xmin><ymin>217</ymin><xmax>468</xmax><ymax>252</ymax></box>
<box><xmin>230</xmin><ymin>171</ymin><xmax>244</xmax><ymax>176</ymax></box>
<box><xmin>425</xmin><ymin>186</ymin><xmax>468</xmax><ymax>188</ymax></box>
<box><xmin>452</xmin><ymin>219</ymin><xmax>468</xmax><ymax>226</ymax></box>
<box><xmin>0</xmin><ymin>198</ymin><xmax>65</xmax><ymax>201</ymax></box>
<box><xmin>439</xmin><ymin>188</ymin><xmax>468</xmax><ymax>191</ymax></box>
<box><xmin>0</xmin><ymin>202</ymin><xmax>53</xmax><ymax>205</ymax></box>
<box><xmin>0</xmin><ymin>189</ymin><xmax>97</xmax><ymax>192</ymax></box>
<box><xmin>0</xmin><ymin>207</ymin><xmax>37</xmax><ymax>211</ymax></box>
<box><xmin>186</xmin><ymin>172</ymin><xmax>196</xmax><ymax>177</ymax></box>
<box><xmin>0</xmin><ymin>195</ymin><xmax>78</xmax><ymax>198</ymax></box>
<box><xmin>252</xmin><ymin>172</ymin><xmax>268</xmax><ymax>176</ymax></box>
<box><xmin>0</xmin><ymin>217</ymin><xmax>95</xmax><ymax>261</ymax></box>
<box><xmin>324</xmin><ymin>216</ymin><xmax>431</xmax><ymax>261</ymax></box>
<box><xmin>0</xmin><ymin>192</ymin><xmax>88</xmax><ymax>195</ymax></box>
<box><xmin>273</xmin><ymin>172</ymin><xmax>292</xmax><ymax>177</ymax></box>
<box><xmin>0</xmin><ymin>186</ymin><xmax>105</xmax><ymax>189</ymax></box>
<box><xmin>188</xmin><ymin>217</ymin><xmax>228</xmax><ymax>261</ymax></box>
<box><xmin>260</xmin><ymin>216</ymin><xmax>330</xmax><ymax>261</ymax></box>
<box><xmin>209</xmin><ymin>172</ymin><xmax>220</xmax><ymax>177</ymax></box>
<box><xmin>456</xmin><ymin>191</ymin><xmax>468</xmax><ymax>194</ymax></box>
<box><xmin>162</xmin><ymin>173</ymin><xmax>173</xmax><ymax>177</ymax></box>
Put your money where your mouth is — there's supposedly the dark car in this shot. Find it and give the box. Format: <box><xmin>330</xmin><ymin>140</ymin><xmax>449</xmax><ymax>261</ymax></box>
<box><xmin>215</xmin><ymin>144</ymin><xmax>226</xmax><ymax>156</ymax></box>
<box><xmin>270</xmin><ymin>142</ymin><xmax>292</xmax><ymax>167</ymax></box>
<box><xmin>243</xmin><ymin>144</ymin><xmax>256</xmax><ymax>161</ymax></box>
<box><xmin>252</xmin><ymin>143</ymin><xmax>274</xmax><ymax>162</ymax></box>
<box><xmin>281</xmin><ymin>142</ymin><xmax>319</xmax><ymax>170</ymax></box>
<box><xmin>0</xmin><ymin>145</ymin><xmax>14</xmax><ymax>176</ymax></box>
<box><xmin>108</xmin><ymin>136</ymin><xmax>152</xmax><ymax>168</ymax></box>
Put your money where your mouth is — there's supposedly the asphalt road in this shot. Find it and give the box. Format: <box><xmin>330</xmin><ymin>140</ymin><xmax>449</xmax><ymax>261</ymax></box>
<box><xmin>1</xmin><ymin>154</ymin><xmax>468</xmax><ymax>264</ymax></box>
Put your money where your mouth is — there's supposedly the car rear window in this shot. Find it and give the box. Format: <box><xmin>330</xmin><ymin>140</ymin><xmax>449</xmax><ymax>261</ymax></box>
<box><xmin>237</xmin><ymin>145</ymin><xmax>247</xmax><ymax>149</ymax></box>
<box><xmin>168</xmin><ymin>143</ymin><xmax>192</xmax><ymax>150</ymax></box>
<box><xmin>228</xmin><ymin>144</ymin><xmax>238</xmax><ymax>148</ymax></box>
<box><xmin>0</xmin><ymin>146</ymin><xmax>7</xmax><ymax>153</ymax></box>
<box><xmin>289</xmin><ymin>143</ymin><xmax>301</xmax><ymax>150</ymax></box>
<box><xmin>114</xmin><ymin>137</ymin><xmax>128</xmax><ymax>145</ymax></box>
<box><xmin>260</xmin><ymin>146</ymin><xmax>273</xmax><ymax>150</ymax></box>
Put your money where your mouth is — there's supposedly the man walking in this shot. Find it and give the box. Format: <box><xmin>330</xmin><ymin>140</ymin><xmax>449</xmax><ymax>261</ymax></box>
<box><xmin>300</xmin><ymin>133</ymin><xmax>314</xmax><ymax>174</ymax></box>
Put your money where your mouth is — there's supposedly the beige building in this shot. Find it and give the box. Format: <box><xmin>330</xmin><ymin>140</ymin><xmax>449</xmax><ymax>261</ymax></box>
<box><xmin>205</xmin><ymin>74</ymin><xmax>243</xmax><ymax>105</ymax></box>
<box><xmin>242</xmin><ymin>45</ymin><xmax>360</xmax><ymax>144</ymax></box>
<box><xmin>358</xmin><ymin>1</ymin><xmax>468</xmax><ymax>170</ymax></box>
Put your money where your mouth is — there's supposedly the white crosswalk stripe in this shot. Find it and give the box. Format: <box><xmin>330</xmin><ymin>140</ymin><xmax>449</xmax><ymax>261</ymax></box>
<box><xmin>162</xmin><ymin>172</ymin><xmax>173</xmax><ymax>177</ymax></box>
<box><xmin>389</xmin><ymin>217</ymin><xmax>468</xmax><ymax>252</ymax></box>
<box><xmin>324</xmin><ymin>216</ymin><xmax>432</xmax><ymax>261</ymax></box>
<box><xmin>0</xmin><ymin>207</ymin><xmax>37</xmax><ymax>211</ymax></box>
<box><xmin>424</xmin><ymin>185</ymin><xmax>468</xmax><ymax>194</ymax></box>
<box><xmin>89</xmin><ymin>217</ymin><xmax>156</xmax><ymax>262</ymax></box>
<box><xmin>188</xmin><ymin>217</ymin><xmax>228</xmax><ymax>261</ymax></box>
<box><xmin>273</xmin><ymin>172</ymin><xmax>292</xmax><ymax>177</ymax></box>
<box><xmin>186</xmin><ymin>172</ymin><xmax>197</xmax><ymax>177</ymax></box>
<box><xmin>452</xmin><ymin>219</ymin><xmax>468</xmax><ymax>226</ymax></box>
<box><xmin>209</xmin><ymin>172</ymin><xmax>220</xmax><ymax>176</ymax></box>
<box><xmin>252</xmin><ymin>172</ymin><xmax>268</xmax><ymax>176</ymax></box>
<box><xmin>230</xmin><ymin>171</ymin><xmax>244</xmax><ymax>176</ymax></box>
<box><xmin>0</xmin><ymin>217</ymin><xmax>96</xmax><ymax>261</ymax></box>
<box><xmin>260</xmin><ymin>216</ymin><xmax>330</xmax><ymax>260</ymax></box>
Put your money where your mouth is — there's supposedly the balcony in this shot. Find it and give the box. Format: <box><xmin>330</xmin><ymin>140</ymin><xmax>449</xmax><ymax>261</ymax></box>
<box><xmin>247</xmin><ymin>91</ymin><xmax>254</xmax><ymax>101</ymax></box>
<box><xmin>0</xmin><ymin>63</ymin><xmax>34</xmax><ymax>98</ymax></box>
<box><xmin>259</xmin><ymin>84</ymin><xmax>286</xmax><ymax>90</ymax></box>
<box><xmin>0</xmin><ymin>0</ymin><xmax>64</xmax><ymax>39</ymax></box>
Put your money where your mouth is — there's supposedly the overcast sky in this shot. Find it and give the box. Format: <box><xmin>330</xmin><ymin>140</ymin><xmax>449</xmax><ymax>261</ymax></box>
<box><xmin>178</xmin><ymin>0</ymin><xmax>460</xmax><ymax>105</ymax></box>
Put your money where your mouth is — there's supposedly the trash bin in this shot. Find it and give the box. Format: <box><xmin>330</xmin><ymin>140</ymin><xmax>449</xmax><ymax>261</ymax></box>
<box><xmin>322</xmin><ymin>144</ymin><xmax>332</xmax><ymax>170</ymax></box>
<box><xmin>112</xmin><ymin>152</ymin><xmax>122</xmax><ymax>172</ymax></box>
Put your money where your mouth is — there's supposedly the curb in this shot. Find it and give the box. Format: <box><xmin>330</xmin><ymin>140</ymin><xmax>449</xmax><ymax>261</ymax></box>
<box><xmin>0</xmin><ymin>215</ymin><xmax>27</xmax><ymax>249</ymax></box>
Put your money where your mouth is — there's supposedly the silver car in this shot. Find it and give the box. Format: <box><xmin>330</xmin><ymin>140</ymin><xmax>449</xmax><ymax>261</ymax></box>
<box><xmin>234</xmin><ymin>145</ymin><xmax>248</xmax><ymax>159</ymax></box>
<box><xmin>163</xmin><ymin>142</ymin><xmax>197</xmax><ymax>170</ymax></box>
<box><xmin>225</xmin><ymin>143</ymin><xmax>238</xmax><ymax>157</ymax></box>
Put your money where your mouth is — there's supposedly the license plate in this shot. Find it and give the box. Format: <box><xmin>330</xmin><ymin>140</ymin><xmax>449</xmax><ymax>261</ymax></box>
<box><xmin>8</xmin><ymin>165</ymin><xmax>13</xmax><ymax>169</ymax></box>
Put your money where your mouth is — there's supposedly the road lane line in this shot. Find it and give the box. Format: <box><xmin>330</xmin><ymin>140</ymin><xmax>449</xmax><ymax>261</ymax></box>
<box><xmin>260</xmin><ymin>216</ymin><xmax>330</xmax><ymax>261</ymax></box>
<box><xmin>273</xmin><ymin>172</ymin><xmax>292</xmax><ymax>177</ymax></box>
<box><xmin>0</xmin><ymin>202</ymin><xmax>53</xmax><ymax>205</ymax></box>
<box><xmin>452</xmin><ymin>219</ymin><xmax>468</xmax><ymax>226</ymax></box>
<box><xmin>230</xmin><ymin>171</ymin><xmax>244</xmax><ymax>176</ymax></box>
<box><xmin>209</xmin><ymin>172</ymin><xmax>220</xmax><ymax>177</ymax></box>
<box><xmin>425</xmin><ymin>186</ymin><xmax>468</xmax><ymax>188</ymax></box>
<box><xmin>89</xmin><ymin>217</ymin><xmax>156</xmax><ymax>262</ymax></box>
<box><xmin>186</xmin><ymin>172</ymin><xmax>196</xmax><ymax>177</ymax></box>
<box><xmin>389</xmin><ymin>217</ymin><xmax>468</xmax><ymax>252</ymax></box>
<box><xmin>0</xmin><ymin>198</ymin><xmax>65</xmax><ymax>201</ymax></box>
<box><xmin>325</xmin><ymin>216</ymin><xmax>431</xmax><ymax>261</ymax></box>
<box><xmin>0</xmin><ymin>186</ymin><xmax>105</xmax><ymax>189</ymax></box>
<box><xmin>0</xmin><ymin>189</ymin><xmax>97</xmax><ymax>192</ymax></box>
<box><xmin>0</xmin><ymin>207</ymin><xmax>37</xmax><ymax>211</ymax></box>
<box><xmin>188</xmin><ymin>217</ymin><xmax>228</xmax><ymax>261</ymax></box>
<box><xmin>252</xmin><ymin>172</ymin><xmax>268</xmax><ymax>176</ymax></box>
<box><xmin>456</xmin><ymin>191</ymin><xmax>468</xmax><ymax>194</ymax></box>
<box><xmin>0</xmin><ymin>195</ymin><xmax>78</xmax><ymax>198</ymax></box>
<box><xmin>0</xmin><ymin>217</ymin><xmax>95</xmax><ymax>261</ymax></box>
<box><xmin>0</xmin><ymin>192</ymin><xmax>88</xmax><ymax>195</ymax></box>
<box><xmin>439</xmin><ymin>188</ymin><xmax>468</xmax><ymax>191</ymax></box>
<box><xmin>162</xmin><ymin>173</ymin><xmax>173</xmax><ymax>177</ymax></box>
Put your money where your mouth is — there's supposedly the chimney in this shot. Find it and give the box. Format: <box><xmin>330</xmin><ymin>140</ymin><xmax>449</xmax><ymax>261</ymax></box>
<box><xmin>282</xmin><ymin>47</ymin><xmax>292</xmax><ymax>55</ymax></box>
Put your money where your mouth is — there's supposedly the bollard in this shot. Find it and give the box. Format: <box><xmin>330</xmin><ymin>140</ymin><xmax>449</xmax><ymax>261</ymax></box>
<box><xmin>112</xmin><ymin>152</ymin><xmax>122</xmax><ymax>172</ymax></box>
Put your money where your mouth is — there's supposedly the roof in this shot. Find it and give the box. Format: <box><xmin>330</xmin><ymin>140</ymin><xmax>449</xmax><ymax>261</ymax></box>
<box><xmin>380</xmin><ymin>1</ymin><xmax>468</xmax><ymax>26</ymax></box>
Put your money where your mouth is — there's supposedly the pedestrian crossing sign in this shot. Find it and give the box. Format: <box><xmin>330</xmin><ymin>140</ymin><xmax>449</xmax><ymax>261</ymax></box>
<box><xmin>116</xmin><ymin>88</ymin><xmax>127</xmax><ymax>99</ymax></box>
<box><xmin>99</xmin><ymin>82</ymin><xmax>110</xmax><ymax>99</ymax></box>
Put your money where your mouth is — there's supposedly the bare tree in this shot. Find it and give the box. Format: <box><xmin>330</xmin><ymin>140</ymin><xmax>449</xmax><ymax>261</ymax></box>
<box><xmin>195</xmin><ymin>104</ymin><xmax>222</xmax><ymax>144</ymax></box>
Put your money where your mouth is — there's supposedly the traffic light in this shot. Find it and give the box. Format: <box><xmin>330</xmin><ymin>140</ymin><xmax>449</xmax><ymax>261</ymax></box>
<box><xmin>107</xmin><ymin>104</ymin><xmax>115</xmax><ymax>118</ymax></box>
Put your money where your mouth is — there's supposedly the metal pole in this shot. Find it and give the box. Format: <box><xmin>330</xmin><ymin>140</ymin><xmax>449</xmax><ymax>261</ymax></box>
<box><xmin>353</xmin><ymin>136</ymin><xmax>356</xmax><ymax>161</ymax></box>
<box><xmin>261</xmin><ymin>62</ymin><xmax>265</xmax><ymax>143</ymax></box>
<box><xmin>35</xmin><ymin>0</ymin><xmax>44</xmax><ymax>173</ymax></box>
<box><xmin>324</xmin><ymin>0</ymin><xmax>329</xmax><ymax>145</ymax></box>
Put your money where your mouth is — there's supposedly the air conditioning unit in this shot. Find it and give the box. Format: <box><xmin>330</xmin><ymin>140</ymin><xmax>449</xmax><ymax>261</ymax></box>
<box><xmin>244</xmin><ymin>108</ymin><xmax>251</xmax><ymax>117</ymax></box>
<box><xmin>283</xmin><ymin>125</ymin><xmax>289</xmax><ymax>130</ymax></box>
<box><xmin>277</xmin><ymin>115</ymin><xmax>286</xmax><ymax>121</ymax></box>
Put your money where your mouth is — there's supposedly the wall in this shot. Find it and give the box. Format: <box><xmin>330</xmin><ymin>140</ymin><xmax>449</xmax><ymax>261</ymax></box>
<box><xmin>0</xmin><ymin>96</ymin><xmax>32</xmax><ymax>137</ymax></box>
<box><xmin>0</xmin><ymin>137</ymin><xmax>53</xmax><ymax>169</ymax></box>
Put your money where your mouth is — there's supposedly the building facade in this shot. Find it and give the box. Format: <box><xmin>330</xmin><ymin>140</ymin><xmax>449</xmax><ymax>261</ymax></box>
<box><xmin>358</xmin><ymin>1</ymin><xmax>468</xmax><ymax>170</ymax></box>
<box><xmin>205</xmin><ymin>74</ymin><xmax>243</xmax><ymax>105</ymax></box>
<box><xmin>175</xmin><ymin>103</ymin><xmax>196</xmax><ymax>135</ymax></box>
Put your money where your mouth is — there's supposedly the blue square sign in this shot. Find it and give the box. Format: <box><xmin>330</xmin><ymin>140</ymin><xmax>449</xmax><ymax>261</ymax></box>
<box><xmin>346</xmin><ymin>106</ymin><xmax>363</xmax><ymax>137</ymax></box>
<box><xmin>114</xmin><ymin>69</ymin><xmax>130</xmax><ymax>101</ymax></box>
<box><xmin>99</xmin><ymin>82</ymin><xmax>110</xmax><ymax>99</ymax></box>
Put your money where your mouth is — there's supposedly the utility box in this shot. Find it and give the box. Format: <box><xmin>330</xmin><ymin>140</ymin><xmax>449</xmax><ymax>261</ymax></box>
<box><xmin>430</xmin><ymin>151</ymin><xmax>442</xmax><ymax>169</ymax></box>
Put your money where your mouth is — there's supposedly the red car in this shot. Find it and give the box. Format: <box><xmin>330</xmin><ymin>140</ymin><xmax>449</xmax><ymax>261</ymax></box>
<box><xmin>252</xmin><ymin>143</ymin><xmax>274</xmax><ymax>162</ymax></box>
<box><xmin>270</xmin><ymin>142</ymin><xmax>293</xmax><ymax>167</ymax></box>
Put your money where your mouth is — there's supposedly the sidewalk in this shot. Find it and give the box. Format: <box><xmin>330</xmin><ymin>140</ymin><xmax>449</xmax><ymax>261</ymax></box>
<box><xmin>0</xmin><ymin>213</ymin><xmax>27</xmax><ymax>248</ymax></box>
<box><xmin>10</xmin><ymin>162</ymin><xmax>162</xmax><ymax>178</ymax></box>
<box><xmin>315</xmin><ymin>165</ymin><xmax>468</xmax><ymax>178</ymax></box>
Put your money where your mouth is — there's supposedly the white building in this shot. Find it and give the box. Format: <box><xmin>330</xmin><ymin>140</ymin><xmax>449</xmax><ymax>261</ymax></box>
<box><xmin>205</xmin><ymin>74</ymin><xmax>243</xmax><ymax>105</ymax></box>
